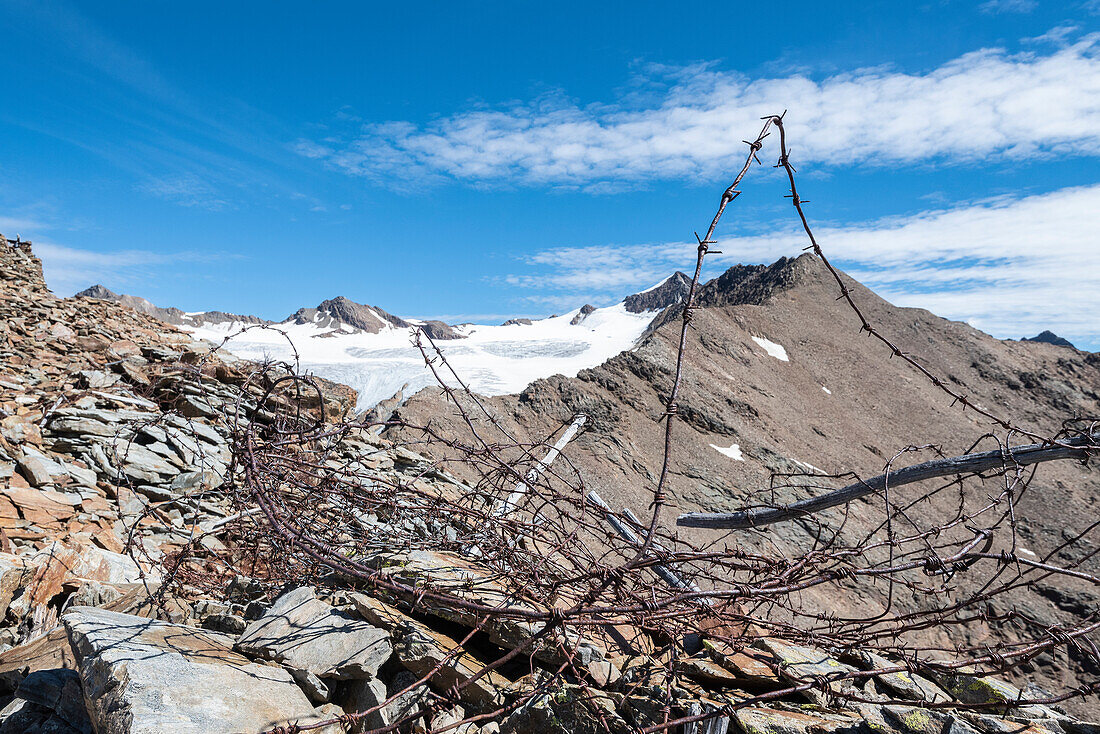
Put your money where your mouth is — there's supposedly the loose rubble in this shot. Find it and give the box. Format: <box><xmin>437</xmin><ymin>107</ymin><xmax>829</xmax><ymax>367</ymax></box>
<box><xmin>1</xmin><ymin>235</ymin><xmax>1097</xmax><ymax>733</ymax></box>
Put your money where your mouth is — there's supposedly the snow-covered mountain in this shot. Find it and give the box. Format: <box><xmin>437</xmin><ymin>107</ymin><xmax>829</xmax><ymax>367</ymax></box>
<box><xmin>79</xmin><ymin>273</ymin><xmax>691</xmax><ymax>411</ymax></box>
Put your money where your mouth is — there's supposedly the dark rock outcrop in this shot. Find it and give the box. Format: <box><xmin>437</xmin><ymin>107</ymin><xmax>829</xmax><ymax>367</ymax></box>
<box><xmin>1025</xmin><ymin>330</ymin><xmax>1077</xmax><ymax>349</ymax></box>
<box><xmin>570</xmin><ymin>304</ymin><xmax>597</xmax><ymax>325</ymax></box>
<box><xmin>291</xmin><ymin>296</ymin><xmax>409</xmax><ymax>334</ymax></box>
<box><xmin>419</xmin><ymin>320</ymin><xmax>464</xmax><ymax>340</ymax></box>
<box><xmin>622</xmin><ymin>272</ymin><xmax>691</xmax><ymax>313</ymax></box>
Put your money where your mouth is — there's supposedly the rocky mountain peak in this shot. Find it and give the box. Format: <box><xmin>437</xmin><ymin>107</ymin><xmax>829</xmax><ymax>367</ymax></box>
<box><xmin>641</xmin><ymin>255</ymin><xmax>832</xmax><ymax>335</ymax></box>
<box><xmin>291</xmin><ymin>297</ymin><xmax>466</xmax><ymax>340</ymax></box>
<box><xmin>76</xmin><ymin>285</ymin><xmax>161</xmax><ymax>316</ymax></box>
<box><xmin>696</xmin><ymin>253</ymin><xmax>824</xmax><ymax>309</ymax></box>
<box><xmin>623</xmin><ymin>271</ymin><xmax>692</xmax><ymax>313</ymax></box>
<box><xmin>1025</xmin><ymin>330</ymin><xmax>1077</xmax><ymax>349</ymax></box>
<box><xmin>73</xmin><ymin>284</ymin><xmax>118</xmax><ymax>300</ymax></box>
<box><xmin>418</xmin><ymin>320</ymin><xmax>464</xmax><ymax>340</ymax></box>
<box><xmin>570</xmin><ymin>304</ymin><xmax>597</xmax><ymax>325</ymax></box>
<box><xmin>293</xmin><ymin>296</ymin><xmax>409</xmax><ymax>334</ymax></box>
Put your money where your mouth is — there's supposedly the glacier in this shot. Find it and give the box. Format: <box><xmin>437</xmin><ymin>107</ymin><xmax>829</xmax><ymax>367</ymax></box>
<box><xmin>186</xmin><ymin>302</ymin><xmax>656</xmax><ymax>411</ymax></box>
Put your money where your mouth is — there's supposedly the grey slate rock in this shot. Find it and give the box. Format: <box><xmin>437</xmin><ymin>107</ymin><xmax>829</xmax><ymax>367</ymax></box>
<box><xmin>236</xmin><ymin>586</ymin><xmax>393</xmax><ymax>680</ymax></box>
<box><xmin>337</xmin><ymin>676</ymin><xmax>391</xmax><ymax>733</ymax></box>
<box><xmin>623</xmin><ymin>272</ymin><xmax>691</xmax><ymax>313</ymax></box>
<box><xmin>62</xmin><ymin>607</ymin><xmax>341</xmax><ymax>734</ymax></box>
<box><xmin>8</xmin><ymin>668</ymin><xmax>91</xmax><ymax>734</ymax></box>
<box><xmin>17</xmin><ymin>454</ymin><xmax>54</xmax><ymax>487</ymax></box>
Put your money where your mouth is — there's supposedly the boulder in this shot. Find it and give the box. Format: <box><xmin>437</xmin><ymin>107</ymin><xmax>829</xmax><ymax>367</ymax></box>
<box><xmin>24</xmin><ymin>541</ymin><xmax>147</xmax><ymax>607</ymax></box>
<box><xmin>880</xmin><ymin>705</ymin><xmax>982</xmax><ymax>734</ymax></box>
<box><xmin>754</xmin><ymin>638</ymin><xmax>858</xmax><ymax>705</ymax></box>
<box><xmin>63</xmin><ymin>607</ymin><xmax>342</xmax><ymax>734</ymax></box>
<box><xmin>77</xmin><ymin>370</ymin><xmax>120</xmax><ymax>389</ymax></box>
<box><xmin>48</xmin><ymin>417</ymin><xmax>118</xmax><ymax>437</ymax></box>
<box><xmin>337</xmin><ymin>676</ymin><xmax>390</xmax><ymax>733</ymax></box>
<box><xmin>859</xmin><ymin>651</ymin><xmax>947</xmax><ymax>704</ymax></box>
<box><xmin>0</xmin><ymin>627</ymin><xmax>76</xmax><ymax>696</ymax></box>
<box><xmin>0</xmin><ymin>554</ymin><xmax>31</xmax><ymax>617</ymax></box>
<box><xmin>236</xmin><ymin>586</ymin><xmax>393</xmax><ymax>680</ymax></box>
<box><xmin>499</xmin><ymin>682</ymin><xmax>630</xmax><ymax>734</ymax></box>
<box><xmin>365</xmin><ymin>549</ymin><xmax>609</xmax><ymax>667</ymax></box>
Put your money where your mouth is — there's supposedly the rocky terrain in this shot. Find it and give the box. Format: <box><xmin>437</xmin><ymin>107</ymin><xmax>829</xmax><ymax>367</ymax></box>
<box><xmin>394</xmin><ymin>254</ymin><xmax>1100</xmax><ymax>717</ymax></box>
<box><xmin>3</xmin><ymin>234</ymin><xmax>1100</xmax><ymax>733</ymax></box>
<box><xmin>622</xmin><ymin>273</ymin><xmax>692</xmax><ymax>314</ymax></box>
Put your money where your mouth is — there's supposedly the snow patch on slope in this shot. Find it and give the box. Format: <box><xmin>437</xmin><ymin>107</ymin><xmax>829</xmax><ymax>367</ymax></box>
<box><xmin>751</xmin><ymin>336</ymin><xmax>789</xmax><ymax>362</ymax></box>
<box><xmin>710</xmin><ymin>443</ymin><xmax>745</xmax><ymax>461</ymax></box>
<box><xmin>187</xmin><ymin>303</ymin><xmax>654</xmax><ymax>410</ymax></box>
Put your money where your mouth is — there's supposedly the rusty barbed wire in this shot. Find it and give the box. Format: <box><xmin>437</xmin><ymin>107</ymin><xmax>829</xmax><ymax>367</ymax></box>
<box><xmin>108</xmin><ymin>116</ymin><xmax>1100</xmax><ymax>734</ymax></box>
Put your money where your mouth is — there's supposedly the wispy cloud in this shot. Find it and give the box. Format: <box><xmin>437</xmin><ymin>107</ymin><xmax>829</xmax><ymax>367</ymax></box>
<box><xmin>508</xmin><ymin>185</ymin><xmax>1100</xmax><ymax>349</ymax></box>
<box><xmin>138</xmin><ymin>174</ymin><xmax>231</xmax><ymax>210</ymax></box>
<box><xmin>34</xmin><ymin>241</ymin><xmax>229</xmax><ymax>297</ymax></box>
<box><xmin>0</xmin><ymin>216</ymin><xmax>50</xmax><ymax>234</ymax></box>
<box><xmin>1025</xmin><ymin>24</ymin><xmax>1081</xmax><ymax>45</ymax></box>
<box><xmin>979</xmin><ymin>0</ymin><xmax>1037</xmax><ymax>14</ymax></box>
<box><xmin>1</xmin><ymin>1</ymin><xmax>327</xmax><ymax>213</ymax></box>
<box><xmin>301</xmin><ymin>35</ymin><xmax>1100</xmax><ymax>190</ymax></box>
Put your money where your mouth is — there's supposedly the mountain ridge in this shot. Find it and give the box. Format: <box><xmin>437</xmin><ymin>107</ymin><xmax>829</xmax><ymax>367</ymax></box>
<box><xmin>389</xmin><ymin>252</ymin><xmax>1100</xmax><ymax>716</ymax></box>
<box><xmin>67</xmin><ymin>273</ymin><xmax>700</xmax><ymax>409</ymax></box>
<box><xmin>74</xmin><ymin>284</ymin><xmax>268</xmax><ymax>328</ymax></box>
<box><xmin>75</xmin><ymin>271</ymin><xmax>698</xmax><ymax>338</ymax></box>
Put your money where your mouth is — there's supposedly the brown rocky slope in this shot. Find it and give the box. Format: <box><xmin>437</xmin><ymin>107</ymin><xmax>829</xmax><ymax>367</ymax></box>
<box><xmin>394</xmin><ymin>253</ymin><xmax>1100</xmax><ymax>716</ymax></box>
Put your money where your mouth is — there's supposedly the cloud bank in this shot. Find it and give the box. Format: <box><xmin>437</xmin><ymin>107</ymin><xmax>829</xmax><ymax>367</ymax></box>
<box><xmin>301</xmin><ymin>37</ymin><xmax>1100</xmax><ymax>188</ymax></box>
<box><xmin>509</xmin><ymin>185</ymin><xmax>1100</xmax><ymax>349</ymax></box>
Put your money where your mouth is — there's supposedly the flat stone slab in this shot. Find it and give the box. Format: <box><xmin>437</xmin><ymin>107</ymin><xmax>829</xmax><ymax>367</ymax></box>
<box><xmin>754</xmin><ymin>638</ymin><xmax>858</xmax><ymax>707</ymax></box>
<box><xmin>63</xmin><ymin>607</ymin><xmax>341</xmax><ymax>734</ymax></box>
<box><xmin>236</xmin><ymin>586</ymin><xmax>393</xmax><ymax>680</ymax></box>
<box><xmin>736</xmin><ymin>706</ymin><xmax>864</xmax><ymax>734</ymax></box>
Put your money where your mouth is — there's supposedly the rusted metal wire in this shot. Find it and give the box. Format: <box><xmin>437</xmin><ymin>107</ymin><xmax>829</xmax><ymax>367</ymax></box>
<box><xmin>117</xmin><ymin>117</ymin><xmax>1100</xmax><ymax>734</ymax></box>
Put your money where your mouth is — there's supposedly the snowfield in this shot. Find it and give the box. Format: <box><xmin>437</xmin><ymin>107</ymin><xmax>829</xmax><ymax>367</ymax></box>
<box><xmin>187</xmin><ymin>303</ymin><xmax>656</xmax><ymax>410</ymax></box>
<box><xmin>751</xmin><ymin>335</ymin><xmax>789</xmax><ymax>362</ymax></box>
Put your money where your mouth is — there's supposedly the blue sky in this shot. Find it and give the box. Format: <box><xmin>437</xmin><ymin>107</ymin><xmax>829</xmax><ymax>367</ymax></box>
<box><xmin>2</xmin><ymin>1</ymin><xmax>1099</xmax><ymax>348</ymax></box>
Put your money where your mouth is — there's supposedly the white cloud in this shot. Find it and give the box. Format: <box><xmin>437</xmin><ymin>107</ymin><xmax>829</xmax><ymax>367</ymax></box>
<box><xmin>302</xmin><ymin>36</ymin><xmax>1100</xmax><ymax>188</ymax></box>
<box><xmin>509</xmin><ymin>185</ymin><xmax>1100</xmax><ymax>349</ymax></box>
